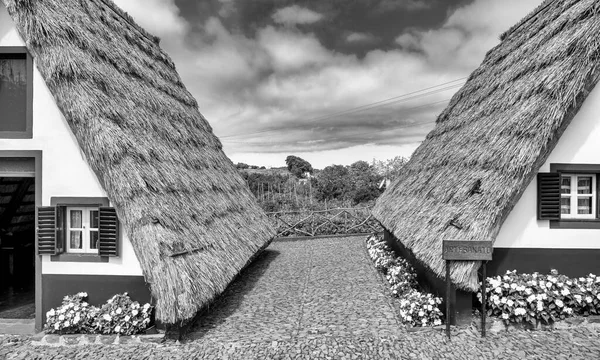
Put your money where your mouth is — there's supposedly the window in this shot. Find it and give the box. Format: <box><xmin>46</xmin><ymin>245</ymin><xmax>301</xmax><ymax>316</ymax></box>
<box><xmin>66</xmin><ymin>207</ymin><xmax>100</xmax><ymax>254</ymax></box>
<box><xmin>559</xmin><ymin>174</ymin><xmax>596</xmax><ymax>219</ymax></box>
<box><xmin>538</xmin><ymin>164</ymin><xmax>600</xmax><ymax>229</ymax></box>
<box><xmin>0</xmin><ymin>47</ymin><xmax>32</xmax><ymax>138</ymax></box>
<box><xmin>37</xmin><ymin>197</ymin><xmax>119</xmax><ymax>261</ymax></box>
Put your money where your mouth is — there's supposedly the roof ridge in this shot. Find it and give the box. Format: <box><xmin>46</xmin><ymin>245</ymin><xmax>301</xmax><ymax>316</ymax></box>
<box><xmin>95</xmin><ymin>0</ymin><xmax>160</xmax><ymax>45</ymax></box>
<box><xmin>500</xmin><ymin>0</ymin><xmax>564</xmax><ymax>41</ymax></box>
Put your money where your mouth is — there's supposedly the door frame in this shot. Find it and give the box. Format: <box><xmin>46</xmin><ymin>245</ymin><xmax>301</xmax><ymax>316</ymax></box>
<box><xmin>0</xmin><ymin>151</ymin><xmax>42</xmax><ymax>330</ymax></box>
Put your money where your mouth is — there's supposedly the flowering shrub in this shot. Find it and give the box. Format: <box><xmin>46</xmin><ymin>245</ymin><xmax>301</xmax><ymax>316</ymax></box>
<box><xmin>93</xmin><ymin>293</ymin><xmax>153</xmax><ymax>335</ymax></box>
<box><xmin>366</xmin><ymin>234</ymin><xmax>444</xmax><ymax>327</ymax></box>
<box><xmin>45</xmin><ymin>292</ymin><xmax>153</xmax><ymax>335</ymax></box>
<box><xmin>45</xmin><ymin>292</ymin><xmax>98</xmax><ymax>334</ymax></box>
<box><xmin>479</xmin><ymin>269</ymin><xmax>600</xmax><ymax>325</ymax></box>
<box><xmin>399</xmin><ymin>290</ymin><xmax>444</xmax><ymax>327</ymax></box>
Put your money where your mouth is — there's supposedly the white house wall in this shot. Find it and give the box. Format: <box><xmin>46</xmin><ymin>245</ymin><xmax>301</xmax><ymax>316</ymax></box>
<box><xmin>495</xmin><ymin>84</ymin><xmax>600</xmax><ymax>249</ymax></box>
<box><xmin>0</xmin><ymin>6</ymin><xmax>142</xmax><ymax>276</ymax></box>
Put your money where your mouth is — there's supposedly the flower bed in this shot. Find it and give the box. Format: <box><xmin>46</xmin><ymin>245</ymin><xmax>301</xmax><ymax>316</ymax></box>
<box><xmin>479</xmin><ymin>269</ymin><xmax>600</xmax><ymax>326</ymax></box>
<box><xmin>366</xmin><ymin>234</ymin><xmax>443</xmax><ymax>327</ymax></box>
<box><xmin>45</xmin><ymin>292</ymin><xmax>153</xmax><ymax>335</ymax></box>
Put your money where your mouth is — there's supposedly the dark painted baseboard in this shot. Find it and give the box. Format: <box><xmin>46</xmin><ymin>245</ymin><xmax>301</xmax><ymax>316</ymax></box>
<box><xmin>488</xmin><ymin>247</ymin><xmax>600</xmax><ymax>278</ymax></box>
<box><xmin>41</xmin><ymin>274</ymin><xmax>152</xmax><ymax>325</ymax></box>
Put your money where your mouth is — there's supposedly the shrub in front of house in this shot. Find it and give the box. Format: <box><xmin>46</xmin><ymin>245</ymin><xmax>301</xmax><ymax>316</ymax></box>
<box><xmin>366</xmin><ymin>234</ymin><xmax>444</xmax><ymax>327</ymax></box>
<box><xmin>93</xmin><ymin>293</ymin><xmax>153</xmax><ymax>335</ymax></box>
<box><xmin>45</xmin><ymin>292</ymin><xmax>153</xmax><ymax>335</ymax></box>
<box><xmin>44</xmin><ymin>292</ymin><xmax>97</xmax><ymax>334</ymax></box>
<box><xmin>479</xmin><ymin>269</ymin><xmax>600</xmax><ymax>326</ymax></box>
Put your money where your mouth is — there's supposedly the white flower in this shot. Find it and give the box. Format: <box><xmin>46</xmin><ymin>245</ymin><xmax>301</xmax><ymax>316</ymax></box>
<box><xmin>47</xmin><ymin>309</ymin><xmax>55</xmax><ymax>318</ymax></box>
<box><xmin>495</xmin><ymin>287</ymin><xmax>502</xmax><ymax>294</ymax></box>
<box><xmin>54</xmin><ymin>323</ymin><xmax>60</xmax><ymax>330</ymax></box>
<box><xmin>503</xmin><ymin>283</ymin><xmax>510</xmax><ymax>289</ymax></box>
<box><xmin>58</xmin><ymin>314</ymin><xmax>65</xmax><ymax>321</ymax></box>
<box><xmin>575</xmin><ymin>295</ymin><xmax>582</xmax><ymax>302</ymax></box>
<box><xmin>516</xmin><ymin>285</ymin><xmax>525</xmax><ymax>292</ymax></box>
<box><xmin>597</xmin><ymin>294</ymin><xmax>600</xmax><ymax>300</ymax></box>
<box><xmin>73</xmin><ymin>316</ymin><xmax>80</xmax><ymax>324</ymax></box>
<box><xmin>418</xmin><ymin>311</ymin><xmax>424</xmax><ymax>317</ymax></box>
<box><xmin>565</xmin><ymin>307</ymin><xmax>573</xmax><ymax>315</ymax></box>
<box><xmin>561</xmin><ymin>289</ymin><xmax>570</xmax><ymax>296</ymax></box>
<box><xmin>421</xmin><ymin>318</ymin><xmax>427</xmax><ymax>324</ymax></box>
<box><xmin>131</xmin><ymin>309</ymin><xmax>138</xmax><ymax>316</ymax></box>
<box><xmin>124</xmin><ymin>315</ymin><xmax>130</xmax><ymax>322</ymax></box>
<box><xmin>64</xmin><ymin>321</ymin><xmax>70</xmax><ymax>327</ymax></box>
<box><xmin>507</xmin><ymin>299</ymin><xmax>514</xmax><ymax>307</ymax></box>
<box><xmin>502</xmin><ymin>313</ymin><xmax>509</xmax><ymax>319</ymax></box>
<box><xmin>541</xmin><ymin>293</ymin><xmax>548</xmax><ymax>300</ymax></box>
<box><xmin>434</xmin><ymin>319</ymin><xmax>442</xmax><ymax>326</ymax></box>
<box><xmin>510</xmin><ymin>283</ymin><xmax>517</xmax><ymax>290</ymax></box>
<box><xmin>500</xmin><ymin>297</ymin><xmax>507</xmax><ymax>304</ymax></box>
<box><xmin>427</xmin><ymin>305</ymin><xmax>433</xmax><ymax>311</ymax></box>
<box><xmin>103</xmin><ymin>314</ymin><xmax>112</xmax><ymax>321</ymax></box>
<box><xmin>586</xmin><ymin>296</ymin><xmax>593</xmax><ymax>303</ymax></box>
<box><xmin>114</xmin><ymin>325</ymin><xmax>121</xmax><ymax>333</ymax></box>
<box><xmin>406</xmin><ymin>316</ymin><xmax>412</xmax><ymax>322</ymax></box>
<box><xmin>526</xmin><ymin>295</ymin><xmax>536</xmax><ymax>303</ymax></box>
<box><xmin>555</xmin><ymin>299</ymin><xmax>564</xmax><ymax>308</ymax></box>
<box><xmin>514</xmin><ymin>308</ymin><xmax>526</xmax><ymax>316</ymax></box>
<box><xmin>567</xmin><ymin>280</ymin><xmax>573</xmax><ymax>286</ymax></box>
<box><xmin>546</xmin><ymin>282</ymin><xmax>552</xmax><ymax>289</ymax></box>
<box><xmin>143</xmin><ymin>303</ymin><xmax>151</xmax><ymax>310</ymax></box>
<box><xmin>537</xmin><ymin>302</ymin><xmax>544</xmax><ymax>311</ymax></box>
<box><xmin>116</xmin><ymin>308</ymin><xmax>122</xmax><ymax>315</ymax></box>
<box><xmin>78</xmin><ymin>292</ymin><xmax>88</xmax><ymax>298</ymax></box>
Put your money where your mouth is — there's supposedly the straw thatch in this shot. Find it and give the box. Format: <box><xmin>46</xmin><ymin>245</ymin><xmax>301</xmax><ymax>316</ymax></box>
<box><xmin>373</xmin><ymin>0</ymin><xmax>600</xmax><ymax>292</ymax></box>
<box><xmin>2</xmin><ymin>0</ymin><xmax>275</xmax><ymax>323</ymax></box>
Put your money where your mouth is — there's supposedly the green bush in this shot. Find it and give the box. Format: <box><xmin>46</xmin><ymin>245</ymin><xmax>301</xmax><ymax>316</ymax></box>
<box><xmin>479</xmin><ymin>270</ymin><xmax>600</xmax><ymax>325</ymax></box>
<box><xmin>365</xmin><ymin>234</ymin><xmax>443</xmax><ymax>327</ymax></box>
<box><xmin>45</xmin><ymin>292</ymin><xmax>152</xmax><ymax>335</ymax></box>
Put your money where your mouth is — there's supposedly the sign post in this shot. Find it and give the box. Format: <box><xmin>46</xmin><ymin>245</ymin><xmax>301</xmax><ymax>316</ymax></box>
<box><xmin>442</xmin><ymin>240</ymin><xmax>493</xmax><ymax>339</ymax></box>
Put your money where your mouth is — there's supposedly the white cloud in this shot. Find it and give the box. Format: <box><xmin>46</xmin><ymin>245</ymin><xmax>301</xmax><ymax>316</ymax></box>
<box><xmin>112</xmin><ymin>0</ymin><xmax>188</xmax><ymax>38</ymax></box>
<box><xmin>272</xmin><ymin>5</ymin><xmax>324</xmax><ymax>26</ymax></box>
<box><xmin>395</xmin><ymin>0</ymin><xmax>541</xmax><ymax>69</ymax></box>
<box><xmin>113</xmin><ymin>0</ymin><xmax>542</xmax><ymax>168</ymax></box>
<box><xmin>257</xmin><ymin>26</ymin><xmax>335</xmax><ymax>72</ymax></box>
<box><xmin>346</xmin><ymin>32</ymin><xmax>375</xmax><ymax>43</ymax></box>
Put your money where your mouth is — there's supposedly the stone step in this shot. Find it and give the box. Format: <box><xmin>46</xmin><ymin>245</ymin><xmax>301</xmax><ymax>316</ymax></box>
<box><xmin>0</xmin><ymin>319</ymin><xmax>35</xmax><ymax>335</ymax></box>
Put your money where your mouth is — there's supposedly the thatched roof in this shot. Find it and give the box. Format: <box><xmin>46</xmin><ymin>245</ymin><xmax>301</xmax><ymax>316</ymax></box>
<box><xmin>373</xmin><ymin>0</ymin><xmax>600</xmax><ymax>292</ymax></box>
<box><xmin>3</xmin><ymin>0</ymin><xmax>275</xmax><ymax>323</ymax></box>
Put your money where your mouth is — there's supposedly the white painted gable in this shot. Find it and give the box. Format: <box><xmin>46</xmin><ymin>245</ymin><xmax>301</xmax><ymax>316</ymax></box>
<box><xmin>0</xmin><ymin>3</ymin><xmax>142</xmax><ymax>276</ymax></box>
<box><xmin>495</xmin><ymin>84</ymin><xmax>600</xmax><ymax>249</ymax></box>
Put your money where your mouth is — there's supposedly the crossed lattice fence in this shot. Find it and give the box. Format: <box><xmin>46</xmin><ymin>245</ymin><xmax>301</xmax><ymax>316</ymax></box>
<box><xmin>266</xmin><ymin>207</ymin><xmax>382</xmax><ymax>237</ymax></box>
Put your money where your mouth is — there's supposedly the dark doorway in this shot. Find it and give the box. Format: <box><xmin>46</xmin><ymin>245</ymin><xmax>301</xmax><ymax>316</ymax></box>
<box><xmin>0</xmin><ymin>176</ymin><xmax>35</xmax><ymax>319</ymax></box>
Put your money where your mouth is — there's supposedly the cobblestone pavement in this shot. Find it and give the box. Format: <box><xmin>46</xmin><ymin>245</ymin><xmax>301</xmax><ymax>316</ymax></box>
<box><xmin>2</xmin><ymin>236</ymin><xmax>600</xmax><ymax>359</ymax></box>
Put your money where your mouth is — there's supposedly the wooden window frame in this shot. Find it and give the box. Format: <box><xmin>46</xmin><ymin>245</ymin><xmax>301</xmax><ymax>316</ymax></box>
<box><xmin>65</xmin><ymin>206</ymin><xmax>100</xmax><ymax>254</ymax></box>
<box><xmin>49</xmin><ymin>197</ymin><xmax>111</xmax><ymax>262</ymax></box>
<box><xmin>559</xmin><ymin>174</ymin><xmax>596</xmax><ymax>220</ymax></box>
<box><xmin>548</xmin><ymin>164</ymin><xmax>600</xmax><ymax>229</ymax></box>
<box><xmin>0</xmin><ymin>47</ymin><xmax>33</xmax><ymax>139</ymax></box>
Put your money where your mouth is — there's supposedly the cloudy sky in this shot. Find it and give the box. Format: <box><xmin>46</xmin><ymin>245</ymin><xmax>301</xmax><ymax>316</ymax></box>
<box><xmin>113</xmin><ymin>0</ymin><xmax>541</xmax><ymax>169</ymax></box>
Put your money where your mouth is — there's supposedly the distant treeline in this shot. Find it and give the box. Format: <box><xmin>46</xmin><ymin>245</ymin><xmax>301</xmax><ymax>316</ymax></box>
<box><xmin>238</xmin><ymin>155</ymin><xmax>408</xmax><ymax>212</ymax></box>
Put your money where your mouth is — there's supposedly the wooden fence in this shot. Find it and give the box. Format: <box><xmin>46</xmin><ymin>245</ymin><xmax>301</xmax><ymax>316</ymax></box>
<box><xmin>266</xmin><ymin>207</ymin><xmax>382</xmax><ymax>237</ymax></box>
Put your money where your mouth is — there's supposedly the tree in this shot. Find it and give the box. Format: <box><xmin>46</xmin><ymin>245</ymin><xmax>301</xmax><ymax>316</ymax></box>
<box><xmin>347</xmin><ymin>161</ymin><xmax>383</xmax><ymax>205</ymax></box>
<box><xmin>285</xmin><ymin>155</ymin><xmax>313</xmax><ymax>179</ymax></box>
<box><xmin>235</xmin><ymin>162</ymin><xmax>249</xmax><ymax>169</ymax></box>
<box><xmin>372</xmin><ymin>156</ymin><xmax>409</xmax><ymax>182</ymax></box>
<box><xmin>313</xmin><ymin>165</ymin><xmax>350</xmax><ymax>201</ymax></box>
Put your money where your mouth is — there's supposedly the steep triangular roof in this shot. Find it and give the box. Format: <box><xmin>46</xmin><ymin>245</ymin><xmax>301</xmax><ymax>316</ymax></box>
<box><xmin>3</xmin><ymin>0</ymin><xmax>275</xmax><ymax>323</ymax></box>
<box><xmin>373</xmin><ymin>0</ymin><xmax>600</xmax><ymax>291</ymax></box>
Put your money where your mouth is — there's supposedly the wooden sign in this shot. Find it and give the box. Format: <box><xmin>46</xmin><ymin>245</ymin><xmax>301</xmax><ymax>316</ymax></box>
<box><xmin>443</xmin><ymin>240</ymin><xmax>493</xmax><ymax>261</ymax></box>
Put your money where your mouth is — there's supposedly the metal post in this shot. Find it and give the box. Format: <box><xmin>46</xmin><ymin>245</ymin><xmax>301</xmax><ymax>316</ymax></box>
<box><xmin>446</xmin><ymin>261</ymin><xmax>451</xmax><ymax>339</ymax></box>
<box><xmin>481</xmin><ymin>261</ymin><xmax>487</xmax><ymax>337</ymax></box>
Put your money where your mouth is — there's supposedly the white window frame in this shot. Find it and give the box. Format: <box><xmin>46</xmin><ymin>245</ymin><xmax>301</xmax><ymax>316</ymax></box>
<box><xmin>66</xmin><ymin>206</ymin><xmax>99</xmax><ymax>254</ymax></box>
<box><xmin>560</xmin><ymin>174</ymin><xmax>596</xmax><ymax>220</ymax></box>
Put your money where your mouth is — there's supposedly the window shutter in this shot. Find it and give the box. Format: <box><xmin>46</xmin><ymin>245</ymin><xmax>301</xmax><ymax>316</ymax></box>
<box><xmin>98</xmin><ymin>207</ymin><xmax>119</xmax><ymax>256</ymax></box>
<box><xmin>537</xmin><ymin>173</ymin><xmax>560</xmax><ymax>220</ymax></box>
<box><xmin>37</xmin><ymin>206</ymin><xmax>58</xmax><ymax>255</ymax></box>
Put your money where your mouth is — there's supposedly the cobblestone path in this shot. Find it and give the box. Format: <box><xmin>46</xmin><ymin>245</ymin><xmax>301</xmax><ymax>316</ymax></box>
<box><xmin>2</xmin><ymin>236</ymin><xmax>600</xmax><ymax>359</ymax></box>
